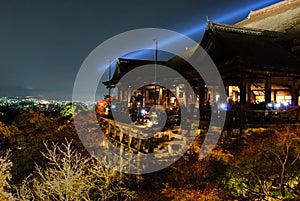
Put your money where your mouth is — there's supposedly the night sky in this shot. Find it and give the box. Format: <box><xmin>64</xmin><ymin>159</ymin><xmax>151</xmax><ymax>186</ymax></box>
<box><xmin>0</xmin><ymin>0</ymin><xmax>281</xmax><ymax>100</ymax></box>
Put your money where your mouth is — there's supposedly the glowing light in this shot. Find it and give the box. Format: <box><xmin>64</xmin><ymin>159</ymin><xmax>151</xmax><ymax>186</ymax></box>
<box><xmin>267</xmin><ymin>103</ymin><xmax>272</xmax><ymax>108</ymax></box>
<box><xmin>140</xmin><ymin>108</ymin><xmax>147</xmax><ymax>115</ymax></box>
<box><xmin>121</xmin><ymin>32</ymin><xmax>194</xmax><ymax>60</ymax></box>
<box><xmin>219</xmin><ymin>103</ymin><xmax>227</xmax><ymax>111</ymax></box>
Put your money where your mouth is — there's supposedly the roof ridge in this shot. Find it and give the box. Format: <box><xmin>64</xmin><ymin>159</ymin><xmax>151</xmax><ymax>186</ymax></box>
<box><xmin>207</xmin><ymin>21</ymin><xmax>284</xmax><ymax>38</ymax></box>
<box><xmin>247</xmin><ymin>0</ymin><xmax>299</xmax><ymax>19</ymax></box>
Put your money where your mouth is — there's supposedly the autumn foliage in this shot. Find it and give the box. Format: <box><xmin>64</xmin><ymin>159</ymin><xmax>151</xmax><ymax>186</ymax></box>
<box><xmin>1</xmin><ymin>106</ymin><xmax>300</xmax><ymax>200</ymax></box>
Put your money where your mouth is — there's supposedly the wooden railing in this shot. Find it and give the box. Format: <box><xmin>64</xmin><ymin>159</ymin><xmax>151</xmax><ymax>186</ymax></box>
<box><xmin>199</xmin><ymin>108</ymin><xmax>300</xmax><ymax>128</ymax></box>
<box><xmin>100</xmin><ymin>117</ymin><xmax>194</xmax><ymax>156</ymax></box>
<box><xmin>96</xmin><ymin>108</ymin><xmax>299</xmax><ymax>172</ymax></box>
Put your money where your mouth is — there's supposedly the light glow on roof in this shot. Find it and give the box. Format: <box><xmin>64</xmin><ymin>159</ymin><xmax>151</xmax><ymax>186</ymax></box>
<box><xmin>123</xmin><ymin>0</ymin><xmax>281</xmax><ymax>60</ymax></box>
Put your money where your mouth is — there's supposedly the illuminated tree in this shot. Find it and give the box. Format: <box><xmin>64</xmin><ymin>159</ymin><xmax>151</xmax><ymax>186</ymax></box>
<box><xmin>226</xmin><ymin>127</ymin><xmax>300</xmax><ymax>200</ymax></box>
<box><xmin>60</xmin><ymin>104</ymin><xmax>76</xmax><ymax>117</ymax></box>
<box><xmin>18</xmin><ymin>140</ymin><xmax>135</xmax><ymax>201</ymax></box>
<box><xmin>0</xmin><ymin>152</ymin><xmax>14</xmax><ymax>201</ymax></box>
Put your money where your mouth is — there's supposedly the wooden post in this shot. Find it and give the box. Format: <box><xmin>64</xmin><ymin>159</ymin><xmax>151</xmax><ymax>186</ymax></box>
<box><xmin>199</xmin><ymin>81</ymin><xmax>205</xmax><ymax>108</ymax></box>
<box><xmin>265</xmin><ymin>75</ymin><xmax>271</xmax><ymax>104</ymax></box>
<box><xmin>119</xmin><ymin>88</ymin><xmax>123</xmax><ymax>102</ymax></box>
<box><xmin>142</xmin><ymin>87</ymin><xmax>145</xmax><ymax>108</ymax></box>
<box><xmin>145</xmin><ymin>89</ymin><xmax>149</xmax><ymax>106</ymax></box>
<box><xmin>247</xmin><ymin>81</ymin><xmax>251</xmax><ymax>103</ymax></box>
<box><xmin>239</xmin><ymin>75</ymin><xmax>247</xmax><ymax>104</ymax></box>
<box><xmin>128</xmin><ymin>86</ymin><xmax>131</xmax><ymax>107</ymax></box>
<box><xmin>292</xmin><ymin>78</ymin><xmax>299</xmax><ymax>106</ymax></box>
<box><xmin>159</xmin><ymin>87</ymin><xmax>163</xmax><ymax>105</ymax></box>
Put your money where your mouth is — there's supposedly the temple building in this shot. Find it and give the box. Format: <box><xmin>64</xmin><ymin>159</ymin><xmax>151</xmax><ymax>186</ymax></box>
<box><xmin>233</xmin><ymin>0</ymin><xmax>300</xmax><ymax>105</ymax></box>
<box><xmin>201</xmin><ymin>20</ymin><xmax>300</xmax><ymax>106</ymax></box>
<box><xmin>103</xmin><ymin>0</ymin><xmax>300</xmax><ymax>122</ymax></box>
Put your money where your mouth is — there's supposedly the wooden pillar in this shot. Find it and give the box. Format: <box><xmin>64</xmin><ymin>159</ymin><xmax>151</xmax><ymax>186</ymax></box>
<box><xmin>145</xmin><ymin>89</ymin><xmax>149</xmax><ymax>105</ymax></box>
<box><xmin>205</xmin><ymin>87</ymin><xmax>208</xmax><ymax>105</ymax></box>
<box><xmin>247</xmin><ymin>82</ymin><xmax>251</xmax><ymax>103</ymax></box>
<box><xmin>142</xmin><ymin>87</ymin><xmax>146</xmax><ymax>108</ymax></box>
<box><xmin>159</xmin><ymin>87</ymin><xmax>163</xmax><ymax>105</ymax></box>
<box><xmin>185</xmin><ymin>85</ymin><xmax>190</xmax><ymax>109</ymax></box>
<box><xmin>175</xmin><ymin>86</ymin><xmax>180</xmax><ymax>101</ymax></box>
<box><xmin>183</xmin><ymin>84</ymin><xmax>187</xmax><ymax>107</ymax></box>
<box><xmin>124</xmin><ymin>90</ymin><xmax>128</xmax><ymax>104</ymax></box>
<box><xmin>274</xmin><ymin>90</ymin><xmax>277</xmax><ymax>102</ymax></box>
<box><xmin>239</xmin><ymin>75</ymin><xmax>247</xmax><ymax>104</ymax></box>
<box><xmin>295</xmin><ymin>90</ymin><xmax>299</xmax><ymax>106</ymax></box>
<box><xmin>119</xmin><ymin>88</ymin><xmax>123</xmax><ymax>102</ymax></box>
<box><xmin>265</xmin><ymin>75</ymin><xmax>271</xmax><ymax>104</ymax></box>
<box><xmin>292</xmin><ymin>79</ymin><xmax>299</xmax><ymax>106</ymax></box>
<box><xmin>226</xmin><ymin>86</ymin><xmax>230</xmax><ymax>100</ymax></box>
<box><xmin>166</xmin><ymin>89</ymin><xmax>170</xmax><ymax>107</ymax></box>
<box><xmin>117</xmin><ymin>87</ymin><xmax>120</xmax><ymax>101</ymax></box>
<box><xmin>128</xmin><ymin>86</ymin><xmax>131</xmax><ymax>107</ymax></box>
<box><xmin>199</xmin><ymin>81</ymin><xmax>205</xmax><ymax>108</ymax></box>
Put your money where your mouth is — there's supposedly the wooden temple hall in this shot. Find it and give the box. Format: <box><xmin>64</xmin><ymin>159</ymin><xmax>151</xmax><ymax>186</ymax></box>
<box><xmin>103</xmin><ymin>0</ymin><xmax>300</xmax><ymax>124</ymax></box>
